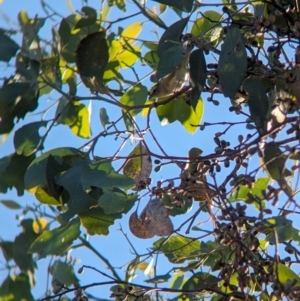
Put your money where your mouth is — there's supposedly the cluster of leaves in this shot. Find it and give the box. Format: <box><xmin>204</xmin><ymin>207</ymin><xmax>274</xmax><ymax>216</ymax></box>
<box><xmin>1</xmin><ymin>0</ymin><xmax>300</xmax><ymax>300</ymax></box>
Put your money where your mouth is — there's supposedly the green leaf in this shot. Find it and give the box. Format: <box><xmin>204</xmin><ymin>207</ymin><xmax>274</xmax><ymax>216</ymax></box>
<box><xmin>156</xmin><ymin>95</ymin><xmax>204</xmax><ymax>134</ymax></box>
<box><xmin>231</xmin><ymin>177</ymin><xmax>269</xmax><ymax>210</ymax></box>
<box><xmin>121</xmin><ymin>22</ymin><xmax>142</xmax><ymax>45</ymax></box>
<box><xmin>79</xmin><ymin>207</ymin><xmax>122</xmax><ymax>235</ymax></box>
<box><xmin>83</xmin><ymin>160</ymin><xmax>135</xmax><ymax>191</ymax></box>
<box><xmin>191</xmin><ymin>11</ymin><xmax>222</xmax><ymax>44</ymax></box>
<box><xmin>152</xmin><ymin>235</ymin><xmax>200</xmax><ymax>263</ymax></box>
<box><xmin>169</xmin><ymin>273</ymin><xmax>184</xmax><ymax>290</ymax></box>
<box><xmin>24</xmin><ymin>147</ymin><xmax>84</xmax><ymax>193</ymax></box>
<box><xmin>117</xmin><ymin>46</ymin><xmax>140</xmax><ymax>68</ymax></box>
<box><xmin>13</xmin><ymin>219</ymin><xmax>38</xmax><ymax>273</ymax></box>
<box><xmin>0</xmin><ymin>30</ymin><xmax>19</xmax><ymax>62</ymax></box>
<box><xmin>145</xmin><ymin>273</ymin><xmax>171</xmax><ymax>283</ymax></box>
<box><xmin>55</xmin><ymin>159</ymin><xmax>134</xmax><ymax>221</ymax></box>
<box><xmin>189</xmin><ymin>49</ymin><xmax>206</xmax><ymax>109</ymax></box>
<box><xmin>157</xmin><ymin>17</ymin><xmax>189</xmax><ymax>57</ymax></box>
<box><xmin>152</xmin><ymin>0</ymin><xmax>193</xmax><ymax>13</ymax></box>
<box><xmin>243</xmin><ymin>78</ymin><xmax>270</xmax><ymax>133</ymax></box>
<box><xmin>98</xmin><ymin>188</ymin><xmax>127</xmax><ymax>214</ymax></box>
<box><xmin>16</xmin><ymin>54</ymin><xmax>40</xmax><ymax>82</ymax></box>
<box><xmin>74</xmin><ymin>6</ymin><xmax>97</xmax><ymax>29</ymax></box>
<box><xmin>108</xmin><ymin>0</ymin><xmax>126</xmax><ymax>11</ymax></box>
<box><xmin>272</xmin><ymin>263</ymin><xmax>300</xmax><ymax>287</ymax></box>
<box><xmin>99</xmin><ymin>107</ymin><xmax>110</xmax><ymax>128</ymax></box>
<box><xmin>13</xmin><ymin>121</ymin><xmax>47</xmax><ymax>156</ymax></box>
<box><xmin>217</xmin><ymin>26</ymin><xmax>247</xmax><ymax>99</ymax></box>
<box><xmin>51</xmin><ymin>260</ymin><xmax>79</xmax><ymax>287</ymax></box>
<box><xmin>69</xmin><ymin>102</ymin><xmax>91</xmax><ymax>138</ymax></box>
<box><xmin>0</xmin><ymin>200</ymin><xmax>22</xmax><ymax>209</ymax></box>
<box><xmin>156</xmin><ymin>45</ymin><xmax>185</xmax><ymax>80</ymax></box>
<box><xmin>75</xmin><ymin>31</ymin><xmax>109</xmax><ymax>92</ymax></box>
<box><xmin>144</xmin><ymin>50</ymin><xmax>159</xmax><ymax>69</ymax></box>
<box><xmin>55</xmin><ymin>161</ymin><xmax>97</xmax><ymax>222</ymax></box>
<box><xmin>0</xmin><ymin>82</ymin><xmax>39</xmax><ymax>134</ymax></box>
<box><xmin>120</xmin><ymin>84</ymin><xmax>148</xmax><ymax>116</ymax></box>
<box><xmin>0</xmin><ymin>153</ymin><xmax>35</xmax><ymax>196</ymax></box>
<box><xmin>55</xmin><ymin>97</ymin><xmax>79</xmax><ymax>126</ymax></box>
<box><xmin>264</xmin><ymin>217</ymin><xmax>300</xmax><ymax>244</ymax></box>
<box><xmin>28</xmin><ymin>218</ymin><xmax>81</xmax><ymax>258</ymax></box>
<box><xmin>0</xmin><ymin>241</ymin><xmax>14</xmax><ymax>262</ymax></box>
<box><xmin>183</xmin><ymin>272</ymin><xmax>218</xmax><ymax>291</ymax></box>
<box><xmin>263</xmin><ymin>144</ymin><xmax>292</xmax><ymax>181</ymax></box>
<box><xmin>59</xmin><ymin>15</ymin><xmax>100</xmax><ymax>63</ymax></box>
<box><xmin>0</xmin><ymin>273</ymin><xmax>34</xmax><ymax>301</ymax></box>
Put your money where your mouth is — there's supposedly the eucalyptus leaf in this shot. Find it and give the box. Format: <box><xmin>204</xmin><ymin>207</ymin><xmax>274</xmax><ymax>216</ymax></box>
<box><xmin>156</xmin><ymin>94</ymin><xmax>204</xmax><ymax>134</ymax></box>
<box><xmin>75</xmin><ymin>31</ymin><xmax>109</xmax><ymax>93</ymax></box>
<box><xmin>28</xmin><ymin>218</ymin><xmax>81</xmax><ymax>258</ymax></box>
<box><xmin>243</xmin><ymin>78</ymin><xmax>270</xmax><ymax>133</ymax></box>
<box><xmin>13</xmin><ymin>121</ymin><xmax>47</xmax><ymax>156</ymax></box>
<box><xmin>152</xmin><ymin>0</ymin><xmax>193</xmax><ymax>13</ymax></box>
<box><xmin>217</xmin><ymin>26</ymin><xmax>247</xmax><ymax>99</ymax></box>
<box><xmin>157</xmin><ymin>17</ymin><xmax>189</xmax><ymax>57</ymax></box>
<box><xmin>0</xmin><ymin>30</ymin><xmax>19</xmax><ymax>62</ymax></box>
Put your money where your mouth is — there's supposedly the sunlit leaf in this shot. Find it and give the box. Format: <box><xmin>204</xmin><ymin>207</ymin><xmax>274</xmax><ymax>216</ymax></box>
<box><xmin>183</xmin><ymin>272</ymin><xmax>218</xmax><ymax>291</ymax></box>
<box><xmin>79</xmin><ymin>207</ymin><xmax>122</xmax><ymax>235</ymax></box>
<box><xmin>108</xmin><ymin>0</ymin><xmax>126</xmax><ymax>11</ymax></box>
<box><xmin>191</xmin><ymin>11</ymin><xmax>222</xmax><ymax>44</ymax></box>
<box><xmin>121</xmin><ymin>22</ymin><xmax>142</xmax><ymax>45</ymax></box>
<box><xmin>152</xmin><ymin>235</ymin><xmax>200</xmax><ymax>263</ymax></box>
<box><xmin>69</xmin><ymin>102</ymin><xmax>91</xmax><ymax>138</ymax></box>
<box><xmin>120</xmin><ymin>84</ymin><xmax>148</xmax><ymax>116</ymax></box>
<box><xmin>32</xmin><ymin>218</ymin><xmax>48</xmax><ymax>234</ymax></box>
<box><xmin>156</xmin><ymin>95</ymin><xmax>204</xmax><ymax>134</ymax></box>
<box><xmin>117</xmin><ymin>46</ymin><xmax>140</xmax><ymax>68</ymax></box>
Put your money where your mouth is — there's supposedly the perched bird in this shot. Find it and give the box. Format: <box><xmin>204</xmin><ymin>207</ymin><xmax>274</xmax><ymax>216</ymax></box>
<box><xmin>148</xmin><ymin>42</ymin><xmax>192</xmax><ymax>98</ymax></box>
<box><xmin>184</xmin><ymin>147</ymin><xmax>216</xmax><ymax>202</ymax></box>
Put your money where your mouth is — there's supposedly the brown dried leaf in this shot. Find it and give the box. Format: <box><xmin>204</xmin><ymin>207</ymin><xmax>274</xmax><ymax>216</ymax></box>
<box><xmin>141</xmin><ymin>198</ymin><xmax>174</xmax><ymax>236</ymax></box>
<box><xmin>123</xmin><ymin>143</ymin><xmax>152</xmax><ymax>191</ymax></box>
<box><xmin>129</xmin><ymin>212</ymin><xmax>154</xmax><ymax>239</ymax></box>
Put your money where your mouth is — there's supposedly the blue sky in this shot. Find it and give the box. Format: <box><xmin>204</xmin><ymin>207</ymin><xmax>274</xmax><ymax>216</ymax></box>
<box><xmin>0</xmin><ymin>1</ymin><xmax>295</xmax><ymax>300</ymax></box>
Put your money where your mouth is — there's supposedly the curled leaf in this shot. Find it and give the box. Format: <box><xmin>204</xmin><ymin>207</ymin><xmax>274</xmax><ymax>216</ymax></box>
<box><xmin>123</xmin><ymin>143</ymin><xmax>152</xmax><ymax>191</ymax></box>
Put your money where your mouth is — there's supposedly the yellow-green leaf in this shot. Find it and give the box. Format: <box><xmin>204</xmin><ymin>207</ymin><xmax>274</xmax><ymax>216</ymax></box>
<box><xmin>121</xmin><ymin>22</ymin><xmax>143</xmax><ymax>45</ymax></box>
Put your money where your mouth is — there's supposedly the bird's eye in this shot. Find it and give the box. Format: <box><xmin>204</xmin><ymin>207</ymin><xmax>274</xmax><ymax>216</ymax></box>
<box><xmin>148</xmin><ymin>84</ymin><xmax>157</xmax><ymax>97</ymax></box>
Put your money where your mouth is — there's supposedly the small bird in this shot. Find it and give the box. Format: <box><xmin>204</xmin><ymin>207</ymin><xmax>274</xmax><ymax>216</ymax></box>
<box><xmin>148</xmin><ymin>42</ymin><xmax>192</xmax><ymax>98</ymax></box>
<box><xmin>185</xmin><ymin>147</ymin><xmax>216</xmax><ymax>202</ymax></box>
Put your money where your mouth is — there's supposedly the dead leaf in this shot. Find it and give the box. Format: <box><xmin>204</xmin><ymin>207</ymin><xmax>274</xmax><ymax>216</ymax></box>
<box><xmin>141</xmin><ymin>198</ymin><xmax>174</xmax><ymax>236</ymax></box>
<box><xmin>123</xmin><ymin>143</ymin><xmax>152</xmax><ymax>191</ymax></box>
<box><xmin>129</xmin><ymin>212</ymin><xmax>154</xmax><ymax>239</ymax></box>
